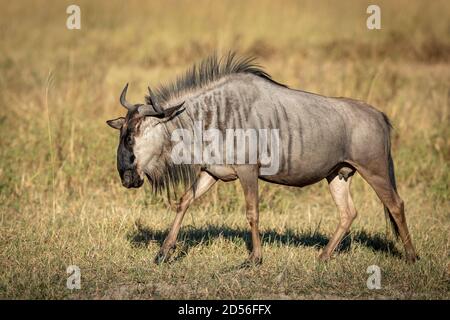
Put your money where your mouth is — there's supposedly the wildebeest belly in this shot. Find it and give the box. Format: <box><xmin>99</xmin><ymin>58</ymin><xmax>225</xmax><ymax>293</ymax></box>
<box><xmin>251</xmin><ymin>95</ymin><xmax>350</xmax><ymax>187</ymax></box>
<box><xmin>258</xmin><ymin>135</ymin><xmax>346</xmax><ymax>187</ymax></box>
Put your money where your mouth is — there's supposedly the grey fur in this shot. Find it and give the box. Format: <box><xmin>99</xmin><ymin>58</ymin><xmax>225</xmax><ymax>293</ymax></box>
<box><xmin>109</xmin><ymin>52</ymin><xmax>417</xmax><ymax>264</ymax></box>
<box><xmin>139</xmin><ymin>53</ymin><xmax>395</xmax><ymax>195</ymax></box>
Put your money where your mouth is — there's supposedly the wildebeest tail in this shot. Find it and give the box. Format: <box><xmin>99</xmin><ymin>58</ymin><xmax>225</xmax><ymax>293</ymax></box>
<box><xmin>382</xmin><ymin>112</ymin><xmax>400</xmax><ymax>239</ymax></box>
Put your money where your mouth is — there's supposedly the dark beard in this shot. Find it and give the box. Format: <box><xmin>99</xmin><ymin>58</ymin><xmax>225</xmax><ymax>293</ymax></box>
<box><xmin>145</xmin><ymin>161</ymin><xmax>200</xmax><ymax>196</ymax></box>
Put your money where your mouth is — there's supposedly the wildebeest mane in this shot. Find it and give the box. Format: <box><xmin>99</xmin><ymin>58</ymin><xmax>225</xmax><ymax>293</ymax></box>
<box><xmin>145</xmin><ymin>51</ymin><xmax>287</xmax><ymax>106</ymax></box>
<box><xmin>143</xmin><ymin>52</ymin><xmax>287</xmax><ymax>196</ymax></box>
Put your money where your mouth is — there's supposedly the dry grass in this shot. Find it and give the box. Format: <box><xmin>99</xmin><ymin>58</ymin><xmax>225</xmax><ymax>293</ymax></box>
<box><xmin>0</xmin><ymin>0</ymin><xmax>449</xmax><ymax>299</ymax></box>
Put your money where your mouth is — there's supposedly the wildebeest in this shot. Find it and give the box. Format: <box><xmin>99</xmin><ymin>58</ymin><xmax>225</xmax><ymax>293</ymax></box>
<box><xmin>107</xmin><ymin>53</ymin><xmax>417</xmax><ymax>265</ymax></box>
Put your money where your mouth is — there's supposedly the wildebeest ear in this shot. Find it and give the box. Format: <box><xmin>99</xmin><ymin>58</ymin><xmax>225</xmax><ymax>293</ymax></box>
<box><xmin>106</xmin><ymin>117</ymin><xmax>125</xmax><ymax>130</ymax></box>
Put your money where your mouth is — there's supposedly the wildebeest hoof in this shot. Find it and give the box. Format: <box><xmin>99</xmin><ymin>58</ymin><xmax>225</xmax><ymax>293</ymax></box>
<box><xmin>240</xmin><ymin>256</ymin><xmax>262</xmax><ymax>268</ymax></box>
<box><xmin>406</xmin><ymin>254</ymin><xmax>419</xmax><ymax>264</ymax></box>
<box><xmin>154</xmin><ymin>251</ymin><xmax>171</xmax><ymax>264</ymax></box>
<box><xmin>318</xmin><ymin>251</ymin><xmax>332</xmax><ymax>262</ymax></box>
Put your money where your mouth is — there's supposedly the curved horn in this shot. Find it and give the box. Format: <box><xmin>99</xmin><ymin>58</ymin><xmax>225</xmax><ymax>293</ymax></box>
<box><xmin>162</xmin><ymin>101</ymin><xmax>185</xmax><ymax>118</ymax></box>
<box><xmin>147</xmin><ymin>86</ymin><xmax>163</xmax><ymax>113</ymax></box>
<box><xmin>138</xmin><ymin>101</ymin><xmax>185</xmax><ymax>119</ymax></box>
<box><xmin>137</xmin><ymin>104</ymin><xmax>163</xmax><ymax>118</ymax></box>
<box><xmin>120</xmin><ymin>83</ymin><xmax>135</xmax><ymax>110</ymax></box>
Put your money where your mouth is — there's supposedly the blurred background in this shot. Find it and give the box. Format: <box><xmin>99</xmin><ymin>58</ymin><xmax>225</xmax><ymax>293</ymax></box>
<box><xmin>0</xmin><ymin>0</ymin><xmax>448</xmax><ymax>299</ymax></box>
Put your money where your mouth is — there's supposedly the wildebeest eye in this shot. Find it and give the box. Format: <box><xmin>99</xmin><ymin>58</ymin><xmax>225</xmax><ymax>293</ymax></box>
<box><xmin>125</xmin><ymin>135</ymin><xmax>133</xmax><ymax>147</ymax></box>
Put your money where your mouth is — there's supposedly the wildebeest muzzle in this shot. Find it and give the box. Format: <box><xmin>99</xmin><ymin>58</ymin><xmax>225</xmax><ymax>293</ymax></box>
<box><xmin>121</xmin><ymin>170</ymin><xmax>144</xmax><ymax>189</ymax></box>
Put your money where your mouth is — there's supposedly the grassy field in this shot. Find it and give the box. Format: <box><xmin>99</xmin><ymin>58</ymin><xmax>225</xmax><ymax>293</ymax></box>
<box><xmin>0</xmin><ymin>0</ymin><xmax>449</xmax><ymax>299</ymax></box>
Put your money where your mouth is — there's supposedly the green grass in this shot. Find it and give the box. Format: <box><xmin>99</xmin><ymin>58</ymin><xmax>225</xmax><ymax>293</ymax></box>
<box><xmin>0</xmin><ymin>0</ymin><xmax>449</xmax><ymax>299</ymax></box>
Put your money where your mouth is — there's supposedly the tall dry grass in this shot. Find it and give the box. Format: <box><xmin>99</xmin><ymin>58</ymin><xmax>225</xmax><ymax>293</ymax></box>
<box><xmin>0</xmin><ymin>0</ymin><xmax>448</xmax><ymax>299</ymax></box>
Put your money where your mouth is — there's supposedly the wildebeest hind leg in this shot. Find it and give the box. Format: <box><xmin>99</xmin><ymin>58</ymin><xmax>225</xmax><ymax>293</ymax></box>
<box><xmin>155</xmin><ymin>171</ymin><xmax>217</xmax><ymax>264</ymax></box>
<box><xmin>319</xmin><ymin>171</ymin><xmax>357</xmax><ymax>261</ymax></box>
<box><xmin>355</xmin><ymin>165</ymin><xmax>418</xmax><ymax>263</ymax></box>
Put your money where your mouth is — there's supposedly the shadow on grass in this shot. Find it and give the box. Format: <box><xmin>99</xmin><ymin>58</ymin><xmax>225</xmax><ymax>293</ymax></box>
<box><xmin>128</xmin><ymin>222</ymin><xmax>402</xmax><ymax>260</ymax></box>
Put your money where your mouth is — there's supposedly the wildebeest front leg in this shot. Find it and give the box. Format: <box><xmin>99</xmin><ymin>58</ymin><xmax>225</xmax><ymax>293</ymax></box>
<box><xmin>236</xmin><ymin>166</ymin><xmax>262</xmax><ymax>265</ymax></box>
<box><xmin>155</xmin><ymin>171</ymin><xmax>217</xmax><ymax>264</ymax></box>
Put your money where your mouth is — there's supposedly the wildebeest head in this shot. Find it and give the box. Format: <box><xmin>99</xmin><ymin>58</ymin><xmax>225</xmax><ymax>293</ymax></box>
<box><xmin>106</xmin><ymin>84</ymin><xmax>185</xmax><ymax>189</ymax></box>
